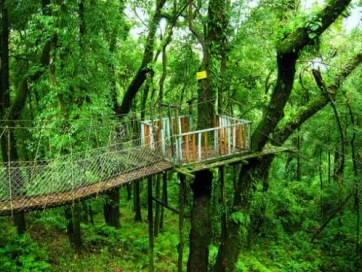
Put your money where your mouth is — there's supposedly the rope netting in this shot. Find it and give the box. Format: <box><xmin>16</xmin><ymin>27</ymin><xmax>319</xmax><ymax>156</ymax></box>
<box><xmin>0</xmin><ymin>117</ymin><xmax>171</xmax><ymax>215</ymax></box>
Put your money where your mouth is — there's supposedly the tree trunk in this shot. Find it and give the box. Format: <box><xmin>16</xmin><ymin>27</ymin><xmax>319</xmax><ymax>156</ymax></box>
<box><xmin>160</xmin><ymin>172</ymin><xmax>168</xmax><ymax>230</ymax></box>
<box><xmin>147</xmin><ymin>176</ymin><xmax>154</xmax><ymax>271</ymax></box>
<box><xmin>103</xmin><ymin>189</ymin><xmax>120</xmax><ymax>228</ymax></box>
<box><xmin>134</xmin><ymin>180</ymin><xmax>142</xmax><ymax>222</ymax></box>
<box><xmin>65</xmin><ymin>205</ymin><xmax>82</xmax><ymax>254</ymax></box>
<box><xmin>154</xmin><ymin>175</ymin><xmax>161</xmax><ymax>236</ymax></box>
<box><xmin>213</xmin><ymin>156</ymin><xmax>273</xmax><ymax>271</ymax></box>
<box><xmin>187</xmin><ymin>0</ymin><xmax>228</xmax><ymax>270</ymax></box>
<box><xmin>1</xmin><ymin>1</ymin><xmax>26</xmax><ymax>233</ymax></box>
<box><xmin>187</xmin><ymin>170</ymin><xmax>213</xmax><ymax>272</ymax></box>
<box><xmin>178</xmin><ymin>174</ymin><xmax>186</xmax><ymax>272</ymax></box>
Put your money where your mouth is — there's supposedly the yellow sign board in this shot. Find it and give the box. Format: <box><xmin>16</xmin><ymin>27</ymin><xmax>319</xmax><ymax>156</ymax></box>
<box><xmin>196</xmin><ymin>71</ymin><xmax>207</xmax><ymax>80</ymax></box>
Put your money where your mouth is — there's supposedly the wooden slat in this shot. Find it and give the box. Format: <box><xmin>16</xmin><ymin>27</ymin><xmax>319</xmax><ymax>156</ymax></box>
<box><xmin>242</xmin><ymin>124</ymin><xmax>247</xmax><ymax>149</ymax></box>
<box><xmin>185</xmin><ymin>134</ymin><xmax>189</xmax><ymax>163</ymax></box>
<box><xmin>223</xmin><ymin>127</ymin><xmax>227</xmax><ymax>155</ymax></box>
<box><xmin>203</xmin><ymin>132</ymin><xmax>208</xmax><ymax>159</ymax></box>
<box><xmin>145</xmin><ymin>125</ymin><xmax>150</xmax><ymax>146</ymax></box>
<box><xmin>192</xmin><ymin>133</ymin><xmax>196</xmax><ymax>161</ymax></box>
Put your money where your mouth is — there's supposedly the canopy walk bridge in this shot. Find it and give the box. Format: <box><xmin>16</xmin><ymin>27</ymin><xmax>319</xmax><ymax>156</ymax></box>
<box><xmin>0</xmin><ymin>113</ymin><xmax>254</xmax><ymax>216</ymax></box>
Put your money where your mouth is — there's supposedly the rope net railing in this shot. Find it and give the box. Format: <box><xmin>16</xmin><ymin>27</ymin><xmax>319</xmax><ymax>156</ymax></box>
<box><xmin>0</xmin><ymin>121</ymin><xmax>171</xmax><ymax>215</ymax></box>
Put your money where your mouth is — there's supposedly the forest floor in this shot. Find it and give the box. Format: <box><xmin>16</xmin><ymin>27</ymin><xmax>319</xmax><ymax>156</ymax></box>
<box><xmin>1</xmin><ymin>182</ymin><xmax>360</xmax><ymax>271</ymax></box>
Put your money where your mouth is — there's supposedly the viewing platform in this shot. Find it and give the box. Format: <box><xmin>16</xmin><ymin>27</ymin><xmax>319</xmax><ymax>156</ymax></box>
<box><xmin>141</xmin><ymin>114</ymin><xmax>252</xmax><ymax>169</ymax></box>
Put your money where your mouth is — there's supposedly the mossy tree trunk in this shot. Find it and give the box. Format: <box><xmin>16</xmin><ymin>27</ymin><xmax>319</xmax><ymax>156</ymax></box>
<box><xmin>187</xmin><ymin>170</ymin><xmax>213</xmax><ymax>271</ymax></box>
<box><xmin>213</xmin><ymin>1</ymin><xmax>355</xmax><ymax>271</ymax></box>
<box><xmin>187</xmin><ymin>0</ymin><xmax>229</xmax><ymax>270</ymax></box>
<box><xmin>65</xmin><ymin>204</ymin><xmax>82</xmax><ymax>254</ymax></box>
<box><xmin>103</xmin><ymin>189</ymin><xmax>120</xmax><ymax>228</ymax></box>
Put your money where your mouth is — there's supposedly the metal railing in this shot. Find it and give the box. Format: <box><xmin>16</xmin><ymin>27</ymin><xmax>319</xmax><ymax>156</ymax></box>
<box><xmin>141</xmin><ymin>114</ymin><xmax>251</xmax><ymax>165</ymax></box>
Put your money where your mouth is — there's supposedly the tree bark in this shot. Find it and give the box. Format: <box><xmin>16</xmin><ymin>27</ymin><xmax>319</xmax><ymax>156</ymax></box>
<box><xmin>65</xmin><ymin>205</ymin><xmax>82</xmax><ymax>254</ymax></box>
<box><xmin>147</xmin><ymin>176</ymin><xmax>154</xmax><ymax>271</ymax></box>
<box><xmin>187</xmin><ymin>1</ymin><xmax>228</xmax><ymax>270</ymax></box>
<box><xmin>187</xmin><ymin>170</ymin><xmax>213</xmax><ymax>272</ymax></box>
<box><xmin>103</xmin><ymin>189</ymin><xmax>120</xmax><ymax>228</ymax></box>
<box><xmin>178</xmin><ymin>174</ymin><xmax>185</xmax><ymax>272</ymax></box>
<box><xmin>154</xmin><ymin>175</ymin><xmax>161</xmax><ymax>236</ymax></box>
<box><xmin>1</xmin><ymin>0</ymin><xmax>27</xmax><ymax>234</ymax></box>
<box><xmin>134</xmin><ymin>180</ymin><xmax>142</xmax><ymax>222</ymax></box>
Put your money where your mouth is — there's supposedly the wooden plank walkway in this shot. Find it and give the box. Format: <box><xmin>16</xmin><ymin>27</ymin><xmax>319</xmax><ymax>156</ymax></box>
<box><xmin>0</xmin><ymin>136</ymin><xmax>290</xmax><ymax>216</ymax></box>
<box><xmin>0</xmin><ymin>160</ymin><xmax>172</xmax><ymax>216</ymax></box>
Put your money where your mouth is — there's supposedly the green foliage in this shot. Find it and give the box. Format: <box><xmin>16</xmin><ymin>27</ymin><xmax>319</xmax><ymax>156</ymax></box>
<box><xmin>0</xmin><ymin>224</ymin><xmax>50</xmax><ymax>271</ymax></box>
<box><xmin>230</xmin><ymin>211</ymin><xmax>250</xmax><ymax>226</ymax></box>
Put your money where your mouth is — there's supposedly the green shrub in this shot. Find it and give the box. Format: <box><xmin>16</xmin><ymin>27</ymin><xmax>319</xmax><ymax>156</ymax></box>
<box><xmin>0</xmin><ymin>225</ymin><xmax>50</xmax><ymax>271</ymax></box>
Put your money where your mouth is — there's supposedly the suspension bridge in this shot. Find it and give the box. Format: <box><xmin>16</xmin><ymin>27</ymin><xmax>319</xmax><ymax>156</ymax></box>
<box><xmin>0</xmin><ymin>112</ymin><xmax>255</xmax><ymax>216</ymax></box>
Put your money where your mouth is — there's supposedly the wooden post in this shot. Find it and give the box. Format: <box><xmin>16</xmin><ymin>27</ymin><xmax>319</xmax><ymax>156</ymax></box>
<box><xmin>218</xmin><ymin>127</ymin><xmax>222</xmax><ymax>155</ymax></box>
<box><xmin>168</xmin><ymin>104</ymin><xmax>175</xmax><ymax>163</ymax></box>
<box><xmin>237</xmin><ymin>125</ymin><xmax>242</xmax><ymax>149</ymax></box>
<box><xmin>192</xmin><ymin>133</ymin><xmax>196</xmax><ymax>161</ymax></box>
<box><xmin>159</xmin><ymin>105</ymin><xmax>164</xmax><ymax>154</ymax></box>
<box><xmin>147</xmin><ymin>176</ymin><xmax>154</xmax><ymax>271</ymax></box>
<box><xmin>154</xmin><ymin>174</ymin><xmax>161</xmax><ymax>237</ymax></box>
<box><xmin>203</xmin><ymin>132</ymin><xmax>208</xmax><ymax>159</ymax></box>
<box><xmin>223</xmin><ymin>127</ymin><xmax>227</xmax><ymax>155</ymax></box>
<box><xmin>145</xmin><ymin>125</ymin><xmax>150</xmax><ymax>146</ymax></box>
<box><xmin>178</xmin><ymin>174</ymin><xmax>185</xmax><ymax>272</ymax></box>
<box><xmin>175</xmin><ymin>106</ymin><xmax>182</xmax><ymax>163</ymax></box>
<box><xmin>198</xmin><ymin>132</ymin><xmax>202</xmax><ymax>161</ymax></box>
<box><xmin>219</xmin><ymin>166</ymin><xmax>227</xmax><ymax>242</ymax></box>
<box><xmin>243</xmin><ymin>124</ymin><xmax>247</xmax><ymax>149</ymax></box>
<box><xmin>185</xmin><ymin>134</ymin><xmax>189</xmax><ymax>163</ymax></box>
<box><xmin>160</xmin><ymin>172</ymin><xmax>168</xmax><ymax>230</ymax></box>
<box><xmin>150</xmin><ymin>104</ymin><xmax>155</xmax><ymax>150</ymax></box>
<box><xmin>134</xmin><ymin>180</ymin><xmax>142</xmax><ymax>222</ymax></box>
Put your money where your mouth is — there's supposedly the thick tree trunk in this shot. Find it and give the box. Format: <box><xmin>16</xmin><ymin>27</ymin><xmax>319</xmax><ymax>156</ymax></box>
<box><xmin>103</xmin><ymin>189</ymin><xmax>120</xmax><ymax>228</ymax></box>
<box><xmin>65</xmin><ymin>205</ymin><xmax>82</xmax><ymax>254</ymax></box>
<box><xmin>213</xmin><ymin>156</ymin><xmax>273</xmax><ymax>271</ymax></box>
<box><xmin>187</xmin><ymin>170</ymin><xmax>213</xmax><ymax>272</ymax></box>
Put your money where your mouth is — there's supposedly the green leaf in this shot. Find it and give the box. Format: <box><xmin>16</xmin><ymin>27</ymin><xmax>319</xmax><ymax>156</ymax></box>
<box><xmin>308</xmin><ymin>32</ymin><xmax>317</xmax><ymax>39</ymax></box>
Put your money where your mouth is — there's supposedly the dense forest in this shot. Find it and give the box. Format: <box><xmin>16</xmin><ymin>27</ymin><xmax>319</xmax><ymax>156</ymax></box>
<box><xmin>0</xmin><ymin>0</ymin><xmax>362</xmax><ymax>271</ymax></box>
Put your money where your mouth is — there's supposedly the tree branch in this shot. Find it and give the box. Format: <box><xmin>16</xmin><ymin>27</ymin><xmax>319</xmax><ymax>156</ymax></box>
<box><xmin>251</xmin><ymin>0</ymin><xmax>352</xmax><ymax>151</ymax></box>
<box><xmin>273</xmin><ymin>52</ymin><xmax>362</xmax><ymax>145</ymax></box>
<box><xmin>188</xmin><ymin>0</ymin><xmax>206</xmax><ymax>54</ymax></box>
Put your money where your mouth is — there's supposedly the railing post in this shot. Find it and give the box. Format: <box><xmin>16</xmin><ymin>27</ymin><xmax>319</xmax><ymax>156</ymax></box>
<box><xmin>248</xmin><ymin>122</ymin><xmax>252</xmax><ymax>151</ymax></box>
<box><xmin>168</xmin><ymin>104</ymin><xmax>175</xmax><ymax>165</ymax></box>
<box><xmin>150</xmin><ymin>104</ymin><xmax>155</xmax><ymax>150</ymax></box>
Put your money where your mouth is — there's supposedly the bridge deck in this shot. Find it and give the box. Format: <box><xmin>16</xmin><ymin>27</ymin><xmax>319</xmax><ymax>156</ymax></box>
<box><xmin>0</xmin><ymin>160</ymin><xmax>172</xmax><ymax>215</ymax></box>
